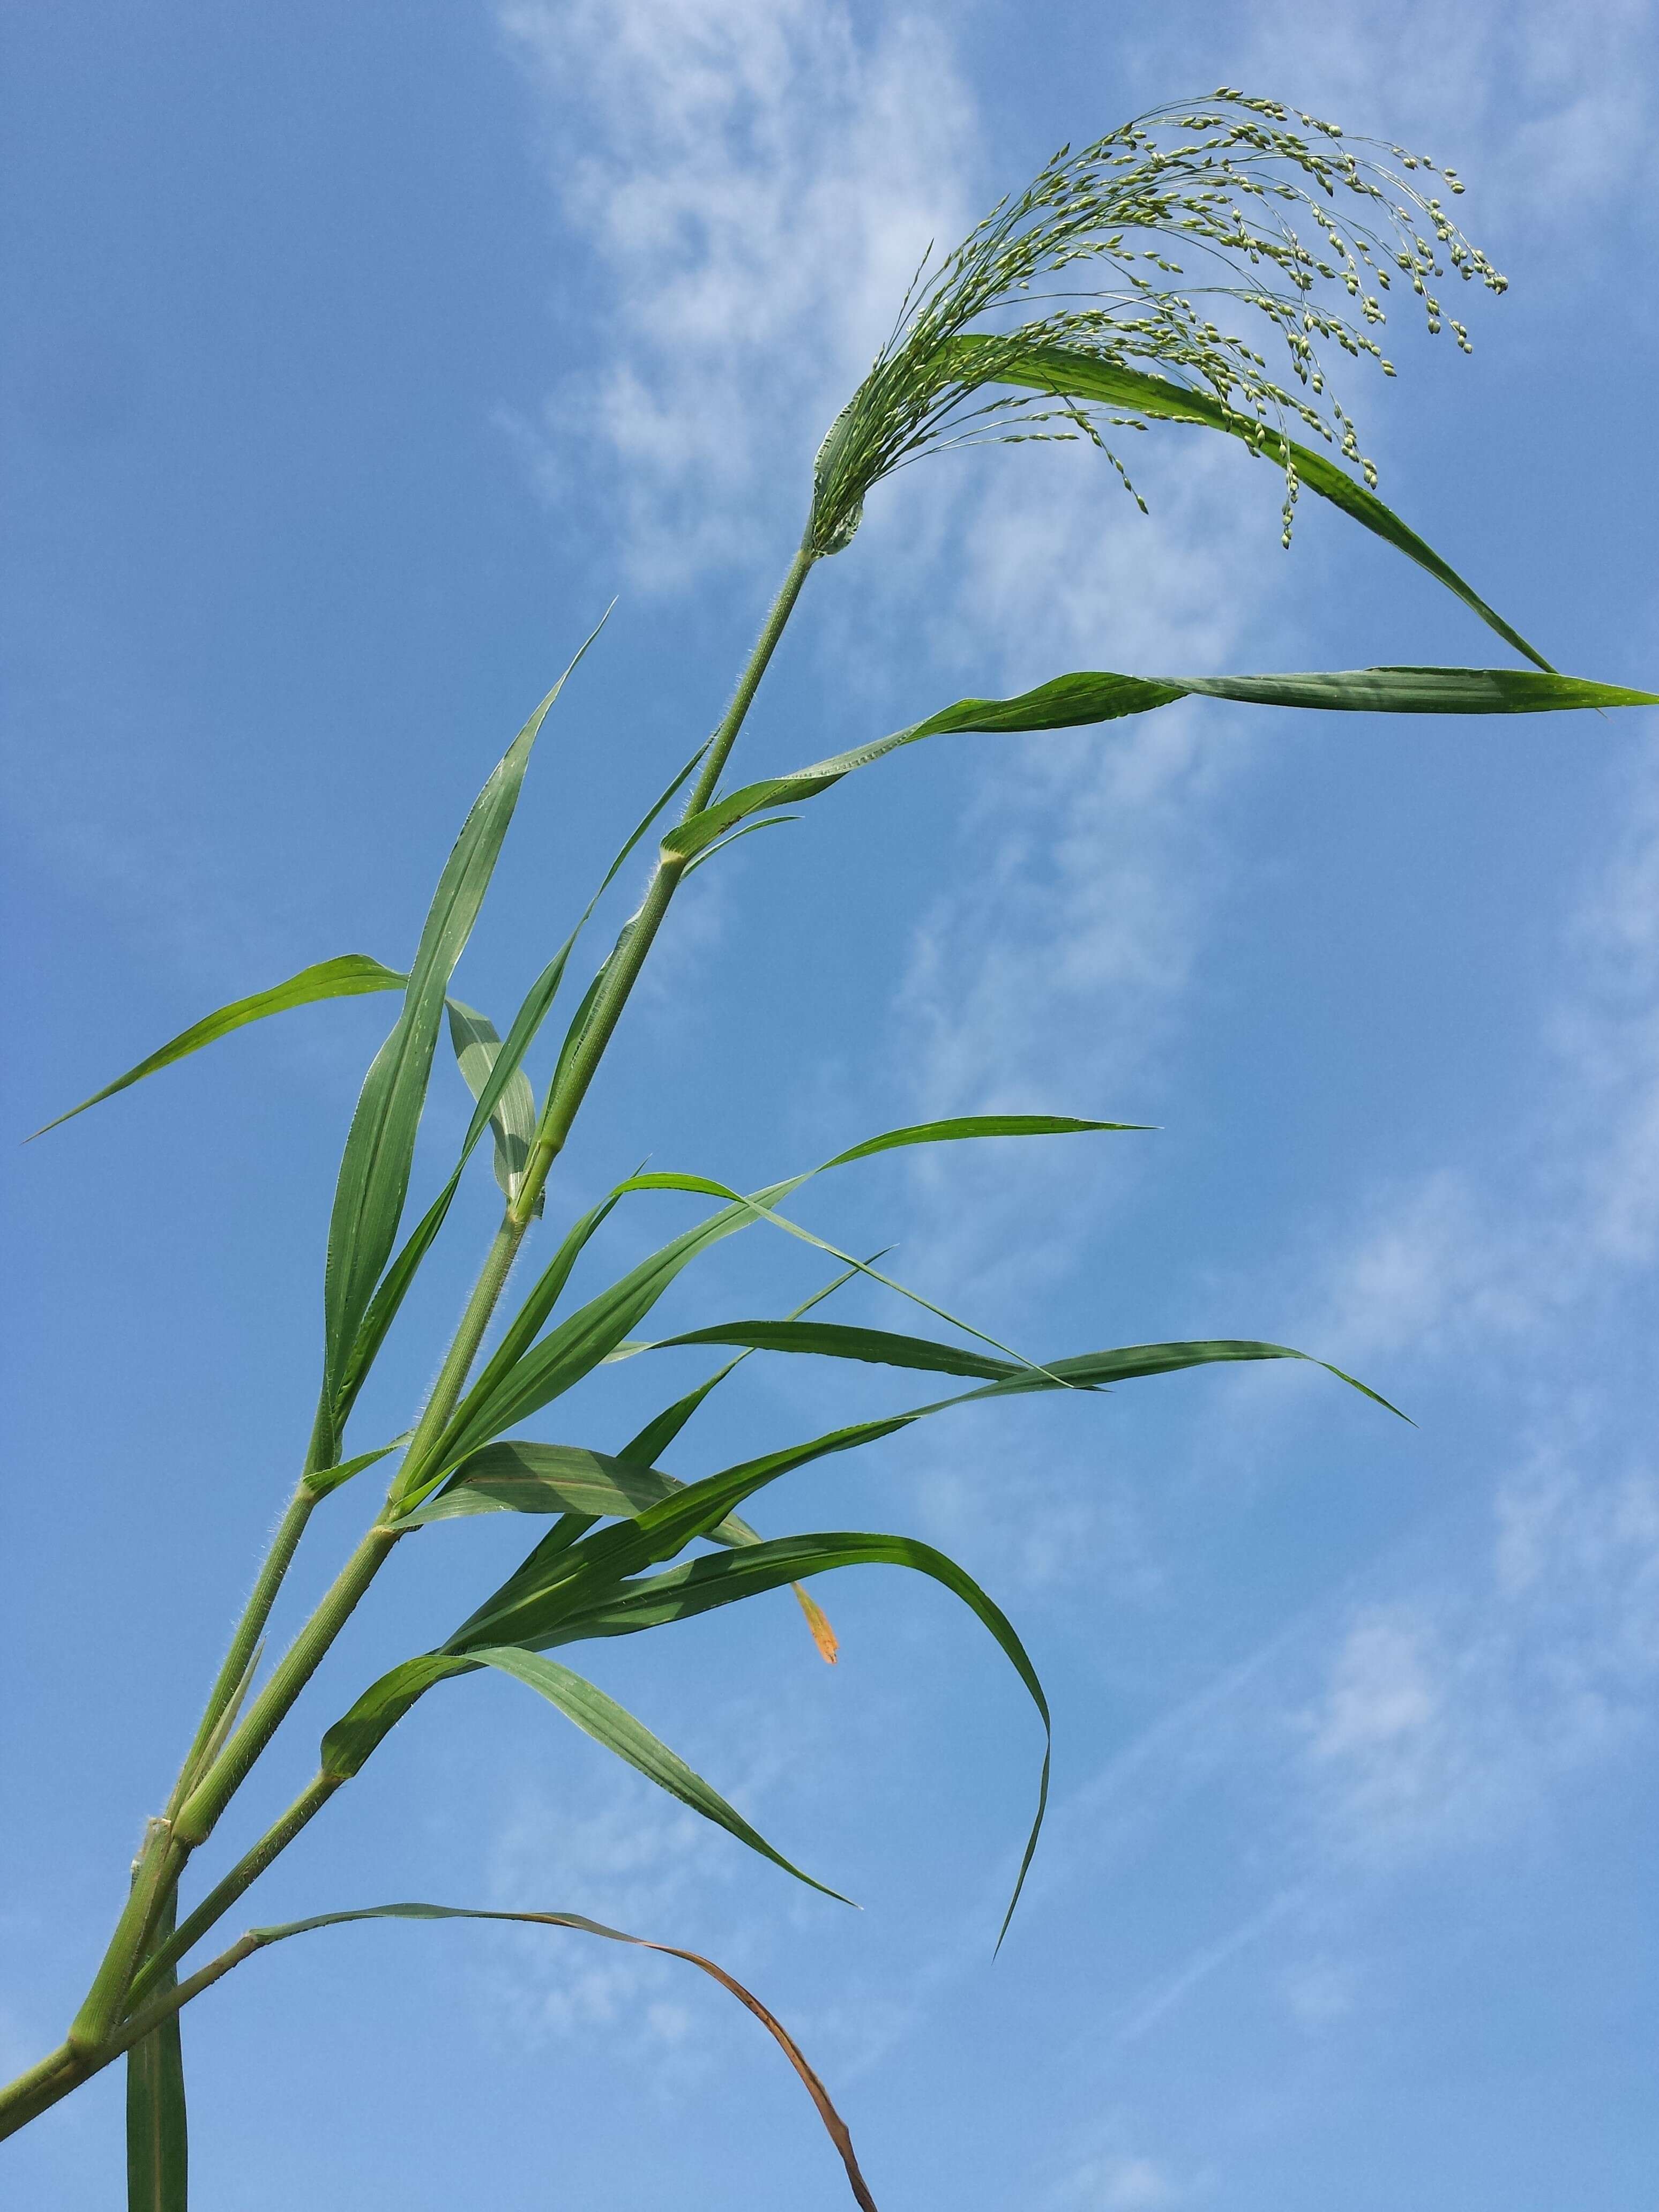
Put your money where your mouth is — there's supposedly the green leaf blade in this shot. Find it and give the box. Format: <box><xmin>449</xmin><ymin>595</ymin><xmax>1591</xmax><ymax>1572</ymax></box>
<box><xmin>469</xmin><ymin>1648</ymin><xmax>850</xmax><ymax>1901</ymax></box>
<box><xmin>646</xmin><ymin>1318</ymin><xmax>1018</xmax><ymax>1382</ymax></box>
<box><xmin>542</xmin><ymin>1529</ymin><xmax>1051</xmax><ymax>1946</ymax></box>
<box><xmin>446</xmin><ymin>997</ymin><xmax>539</xmax><ymax>1206</ymax></box>
<box><xmin>126</xmin><ymin>1893</ymin><xmax>188</xmax><ymax>2212</ymax></box>
<box><xmin>393</xmin><ymin>1438</ymin><xmax>757</xmax><ymax>1548</ymax></box>
<box><xmin>321</xmin><ymin>693</ymin><xmax>554</xmax><ymax>1404</ymax></box>
<box><xmin>31</xmin><ymin>954</ymin><xmax>406</xmax><ymax>1139</ymax></box>
<box><xmin>948</xmin><ymin>335</ymin><xmax>1555</xmax><ymax>672</ymax></box>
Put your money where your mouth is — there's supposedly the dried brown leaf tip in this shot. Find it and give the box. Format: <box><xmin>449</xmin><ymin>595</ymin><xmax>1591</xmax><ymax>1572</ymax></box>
<box><xmin>794</xmin><ymin>1583</ymin><xmax>840</xmax><ymax>1664</ymax></box>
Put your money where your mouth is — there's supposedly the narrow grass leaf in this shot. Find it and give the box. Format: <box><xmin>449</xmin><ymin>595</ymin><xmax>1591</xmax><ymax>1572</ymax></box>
<box><xmin>321</xmin><ymin>1652</ymin><xmax>473</xmax><ymax>1778</ymax></box>
<box><xmin>821</xmin><ymin>1112</ymin><xmax>1149</xmax><ymax>1166</ymax></box>
<box><xmin>535</xmin><ymin>1528</ymin><xmax>1051</xmax><ymax>1945</ymax></box>
<box><xmin>335</xmin><ymin>747</ymin><xmax>702</xmax><ymax>1409</ymax></box>
<box><xmin>237</xmin><ymin>1903</ymin><xmax>879</xmax><ymax>2209</ymax></box>
<box><xmin>434</xmin><ymin>1177</ymin><xmax>813</xmax><ymax>1466</ymax></box>
<box><xmin>31</xmin><ymin>954</ymin><xmax>406</xmax><ymax>1139</ymax></box>
<box><xmin>322</xmin><ymin>644</ymin><xmax>599</xmax><ymax>1404</ymax></box>
<box><xmin>393</xmin><ymin>1438</ymin><xmax>757</xmax><ymax>1548</ymax></box>
<box><xmin>680</xmin><ymin>813</ymin><xmax>799</xmax><ymax>878</ymax></box>
<box><xmin>468</xmin><ymin>1647</ymin><xmax>849</xmax><ymax>1900</ymax></box>
<box><xmin>317</xmin><ymin>1642</ymin><xmax>841</xmax><ymax>1898</ymax></box>
<box><xmin>618</xmin><ymin>1257</ymin><xmax>870</xmax><ymax>1467</ymax></box>
<box><xmin>450</xmin><ymin>1119</ymin><xmax>1122</xmax><ymax>1462</ymax></box>
<box><xmin>618</xmin><ymin>1361</ymin><xmax>747</xmax><ymax>1470</ymax></box>
<box><xmin>940</xmin><ymin>1338</ymin><xmax>1408</xmax><ymax>1421</ymax></box>
<box><xmin>644</xmin><ymin>1319</ymin><xmax>1019</xmax><ymax>1381</ymax></box>
<box><xmin>447</xmin><ymin>1336</ymin><xmax>1397</xmax><ymax>1659</ymax></box>
<box><xmin>617</xmin><ymin>1172</ymin><xmax>1069</xmax><ymax>1389</ymax></box>
<box><xmin>420</xmin><ymin>1182</ymin><xmax>669</xmax><ymax>1479</ymax></box>
<box><xmin>444</xmin><ymin>1417</ymin><xmax>917</xmax><ymax>1651</ymax></box>
<box><xmin>333</xmin><ymin>1179</ymin><xmax>462</xmax><ymax>1430</ymax></box>
<box><xmin>947</xmin><ymin>335</ymin><xmax>1552</xmax><ymax>671</ymax></box>
<box><xmin>300</xmin><ymin>1439</ymin><xmax>403</xmax><ymax>1501</ymax></box>
<box><xmin>446</xmin><ymin>998</ymin><xmax>539</xmax><ymax>1206</ymax></box>
<box><xmin>125</xmin><ymin>1894</ymin><xmax>186</xmax><ymax>2212</ymax></box>
<box><xmin>664</xmin><ymin>667</ymin><xmax>1654</xmax><ymax>862</ymax></box>
<box><xmin>618</xmin><ymin>1258</ymin><xmax>873</xmax><ymax>1667</ymax></box>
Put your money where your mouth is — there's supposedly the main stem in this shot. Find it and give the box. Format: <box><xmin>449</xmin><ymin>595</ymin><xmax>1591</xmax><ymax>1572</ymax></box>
<box><xmin>176</xmin><ymin>1213</ymin><xmax>527</xmax><ymax>1845</ymax></box>
<box><xmin>16</xmin><ymin>537</ymin><xmax>819</xmax><ymax>2118</ymax></box>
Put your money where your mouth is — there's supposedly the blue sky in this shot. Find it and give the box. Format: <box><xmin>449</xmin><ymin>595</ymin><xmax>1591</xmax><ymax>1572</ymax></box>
<box><xmin>4</xmin><ymin>3</ymin><xmax>1658</xmax><ymax>2207</ymax></box>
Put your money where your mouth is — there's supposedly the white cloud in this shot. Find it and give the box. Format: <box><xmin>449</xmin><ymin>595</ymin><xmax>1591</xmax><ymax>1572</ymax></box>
<box><xmin>1133</xmin><ymin>0</ymin><xmax>1658</xmax><ymax>240</ymax></box>
<box><xmin>1304</xmin><ymin>1437</ymin><xmax>1659</xmax><ymax>1864</ymax></box>
<box><xmin>1304</xmin><ymin>749</ymin><xmax>1659</xmax><ymax>1372</ymax></box>
<box><xmin>1059</xmin><ymin>2149</ymin><xmax>1182</xmax><ymax>2210</ymax></box>
<box><xmin>499</xmin><ymin>0</ymin><xmax>978</xmax><ymax>585</ymax></box>
<box><xmin>481</xmin><ymin>1778</ymin><xmax>733</xmax><ymax>2051</ymax></box>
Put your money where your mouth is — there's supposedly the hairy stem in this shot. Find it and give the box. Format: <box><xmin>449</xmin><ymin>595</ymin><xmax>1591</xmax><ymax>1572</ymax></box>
<box><xmin>67</xmin><ymin>1820</ymin><xmax>182</xmax><ymax>2057</ymax></box>
<box><xmin>0</xmin><ymin>2043</ymin><xmax>86</xmax><ymax>2139</ymax></box>
<box><xmin>389</xmin><ymin>1210</ymin><xmax>526</xmax><ymax>1506</ymax></box>
<box><xmin>170</xmin><ymin>1480</ymin><xmax>319</xmax><ymax>1814</ymax></box>
<box><xmin>128</xmin><ymin>1775</ymin><xmax>341</xmax><ymax>2010</ymax></box>
<box><xmin>173</xmin><ymin>1212</ymin><xmax>527</xmax><ymax>1847</ymax></box>
<box><xmin>2</xmin><ymin>1932</ymin><xmax>273</xmax><ymax>2141</ymax></box>
<box><xmin>170</xmin><ymin>1534</ymin><xmax>399</xmax><ymax>1848</ymax></box>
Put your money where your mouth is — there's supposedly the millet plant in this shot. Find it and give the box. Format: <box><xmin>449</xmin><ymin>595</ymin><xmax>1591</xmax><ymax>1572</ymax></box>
<box><xmin>5</xmin><ymin>92</ymin><xmax>1654</xmax><ymax>2209</ymax></box>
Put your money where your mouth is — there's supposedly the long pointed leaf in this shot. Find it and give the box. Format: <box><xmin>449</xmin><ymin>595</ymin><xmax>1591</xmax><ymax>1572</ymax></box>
<box><xmin>32</xmin><ymin>954</ymin><xmax>406</xmax><ymax>1139</ymax></box>
<box><xmin>233</xmin><ymin>1902</ymin><xmax>878</xmax><ymax>2209</ymax></box>
<box><xmin>640</xmin><ymin>1318</ymin><xmax>1021</xmax><ymax>1382</ymax></box>
<box><xmin>526</xmin><ymin>1529</ymin><xmax>1051</xmax><ymax>1947</ymax></box>
<box><xmin>448</xmin><ymin>1336</ymin><xmax>1398</xmax><ymax>1660</ymax></box>
<box><xmin>433</xmin><ymin>1176</ymin><xmax>813</xmax><ymax>1467</ymax></box>
<box><xmin>615</xmin><ymin>1171</ymin><xmax>1073</xmax><ymax>1391</ymax></box>
<box><xmin>663</xmin><ymin>667</ymin><xmax>1656</xmax><ymax>863</ymax></box>
<box><xmin>322</xmin><ymin>641</ymin><xmax>600</xmax><ymax>1410</ymax></box>
<box><xmin>441</xmin><ymin>1116</ymin><xmax>1140</xmax><ymax>1466</ymax></box>
<box><xmin>445</xmin><ymin>1417</ymin><xmax>916</xmax><ymax>1651</ymax></box>
<box><xmin>126</xmin><ymin>1892</ymin><xmax>186</xmax><ymax>2212</ymax></box>
<box><xmin>618</xmin><ymin>1258</ymin><xmax>875</xmax><ymax>1666</ymax></box>
<box><xmin>945</xmin><ymin>336</ymin><xmax>1552</xmax><ymax>670</ymax></box>
<box><xmin>392</xmin><ymin>1439</ymin><xmax>757</xmax><ymax>1548</ymax></box>
<box><xmin>446</xmin><ymin>998</ymin><xmax>539</xmax><ymax>1206</ymax></box>
<box><xmin>317</xmin><ymin>1644</ymin><xmax>842</xmax><ymax>1900</ymax></box>
<box><xmin>469</xmin><ymin>1648</ymin><xmax>849</xmax><ymax>1900</ymax></box>
<box><xmin>334</xmin><ymin>738</ymin><xmax>708</xmax><ymax>1413</ymax></box>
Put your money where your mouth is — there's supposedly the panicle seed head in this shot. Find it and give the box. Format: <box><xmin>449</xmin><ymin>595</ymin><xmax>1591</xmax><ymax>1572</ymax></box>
<box><xmin>806</xmin><ymin>90</ymin><xmax>1506</xmax><ymax>556</ymax></box>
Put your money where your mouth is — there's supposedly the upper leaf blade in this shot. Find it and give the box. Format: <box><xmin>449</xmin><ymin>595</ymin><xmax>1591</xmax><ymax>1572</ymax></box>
<box><xmin>468</xmin><ymin>1647</ymin><xmax>849</xmax><ymax>1900</ymax></box>
<box><xmin>434</xmin><ymin>1178</ymin><xmax>810</xmax><ymax>1466</ymax></box>
<box><xmin>947</xmin><ymin>335</ymin><xmax>1554</xmax><ymax>672</ymax></box>
<box><xmin>31</xmin><ymin>954</ymin><xmax>406</xmax><ymax>1139</ymax></box>
<box><xmin>664</xmin><ymin>664</ymin><xmax>1654</xmax><ymax>863</ymax></box>
<box><xmin>393</xmin><ymin>1438</ymin><xmax>757</xmax><ymax>1548</ymax></box>
<box><xmin>322</xmin><ymin>657</ymin><xmax>588</xmax><ymax>1411</ymax></box>
<box><xmin>539</xmin><ymin>1528</ymin><xmax>1051</xmax><ymax>1946</ymax></box>
<box><xmin>446</xmin><ymin>997</ymin><xmax>539</xmax><ymax>1206</ymax></box>
<box><xmin>644</xmin><ymin>1319</ymin><xmax>1018</xmax><ymax>1382</ymax></box>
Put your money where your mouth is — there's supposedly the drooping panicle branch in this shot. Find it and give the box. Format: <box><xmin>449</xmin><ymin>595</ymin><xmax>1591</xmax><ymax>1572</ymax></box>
<box><xmin>807</xmin><ymin>89</ymin><xmax>1504</xmax><ymax>557</ymax></box>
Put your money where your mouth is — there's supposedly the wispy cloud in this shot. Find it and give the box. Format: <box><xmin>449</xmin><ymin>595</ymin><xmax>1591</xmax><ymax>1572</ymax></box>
<box><xmin>1304</xmin><ymin>750</ymin><xmax>1659</xmax><ymax>1370</ymax></box>
<box><xmin>499</xmin><ymin>0</ymin><xmax>977</xmax><ymax>586</ymax></box>
<box><xmin>1127</xmin><ymin>0</ymin><xmax>1657</xmax><ymax>242</ymax></box>
<box><xmin>1304</xmin><ymin>1433</ymin><xmax>1659</xmax><ymax>1864</ymax></box>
